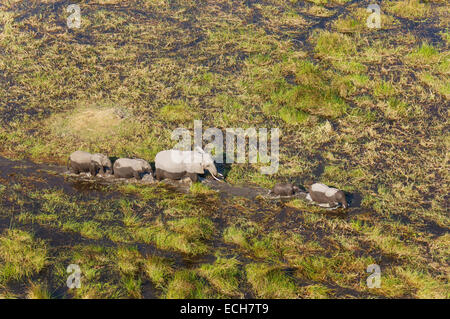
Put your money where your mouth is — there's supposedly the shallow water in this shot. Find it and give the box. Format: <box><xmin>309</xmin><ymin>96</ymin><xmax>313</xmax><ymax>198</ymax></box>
<box><xmin>0</xmin><ymin>155</ymin><xmax>363</xmax><ymax>215</ymax></box>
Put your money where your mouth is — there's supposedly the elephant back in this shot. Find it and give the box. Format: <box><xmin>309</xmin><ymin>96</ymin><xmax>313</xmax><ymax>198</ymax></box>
<box><xmin>70</xmin><ymin>150</ymin><xmax>92</xmax><ymax>163</ymax></box>
<box><xmin>114</xmin><ymin>158</ymin><xmax>149</xmax><ymax>171</ymax></box>
<box><xmin>155</xmin><ymin>150</ymin><xmax>192</xmax><ymax>173</ymax></box>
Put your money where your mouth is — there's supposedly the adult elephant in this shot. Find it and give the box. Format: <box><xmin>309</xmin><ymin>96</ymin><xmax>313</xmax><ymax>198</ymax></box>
<box><xmin>67</xmin><ymin>151</ymin><xmax>112</xmax><ymax>176</ymax></box>
<box><xmin>305</xmin><ymin>182</ymin><xmax>348</xmax><ymax>209</ymax></box>
<box><xmin>113</xmin><ymin>158</ymin><xmax>152</xmax><ymax>180</ymax></box>
<box><xmin>154</xmin><ymin>147</ymin><xmax>220</xmax><ymax>182</ymax></box>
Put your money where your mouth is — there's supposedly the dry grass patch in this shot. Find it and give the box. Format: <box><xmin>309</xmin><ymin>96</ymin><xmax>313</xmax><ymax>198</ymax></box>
<box><xmin>48</xmin><ymin>103</ymin><xmax>138</xmax><ymax>146</ymax></box>
<box><xmin>385</xmin><ymin>0</ymin><xmax>430</xmax><ymax>20</ymax></box>
<box><xmin>332</xmin><ymin>8</ymin><xmax>397</xmax><ymax>32</ymax></box>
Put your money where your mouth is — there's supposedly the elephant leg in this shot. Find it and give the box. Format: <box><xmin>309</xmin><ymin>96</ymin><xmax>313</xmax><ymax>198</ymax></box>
<box><xmin>113</xmin><ymin>167</ymin><xmax>124</xmax><ymax>178</ymax></box>
<box><xmin>155</xmin><ymin>168</ymin><xmax>164</xmax><ymax>181</ymax></box>
<box><xmin>70</xmin><ymin>162</ymin><xmax>81</xmax><ymax>174</ymax></box>
<box><xmin>89</xmin><ymin>163</ymin><xmax>98</xmax><ymax>176</ymax></box>
<box><xmin>133</xmin><ymin>171</ymin><xmax>141</xmax><ymax>180</ymax></box>
<box><xmin>187</xmin><ymin>173</ymin><xmax>198</xmax><ymax>182</ymax></box>
<box><xmin>68</xmin><ymin>161</ymin><xmax>76</xmax><ymax>174</ymax></box>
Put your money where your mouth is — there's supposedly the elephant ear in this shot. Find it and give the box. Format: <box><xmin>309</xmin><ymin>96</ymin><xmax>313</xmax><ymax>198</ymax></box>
<box><xmin>91</xmin><ymin>154</ymin><xmax>102</xmax><ymax>165</ymax></box>
<box><xmin>102</xmin><ymin>156</ymin><xmax>112</xmax><ymax>168</ymax></box>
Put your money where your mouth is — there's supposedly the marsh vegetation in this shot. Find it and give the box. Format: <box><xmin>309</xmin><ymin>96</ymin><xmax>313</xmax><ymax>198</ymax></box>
<box><xmin>0</xmin><ymin>0</ymin><xmax>448</xmax><ymax>298</ymax></box>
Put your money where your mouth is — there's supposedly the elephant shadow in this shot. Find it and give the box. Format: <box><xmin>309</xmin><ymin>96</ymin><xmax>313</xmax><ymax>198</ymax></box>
<box><xmin>215</xmin><ymin>162</ymin><xmax>232</xmax><ymax>179</ymax></box>
<box><xmin>109</xmin><ymin>156</ymin><xmax>119</xmax><ymax>166</ymax></box>
<box><xmin>347</xmin><ymin>192</ymin><xmax>362</xmax><ymax>208</ymax></box>
<box><xmin>149</xmin><ymin>161</ymin><xmax>156</xmax><ymax>172</ymax></box>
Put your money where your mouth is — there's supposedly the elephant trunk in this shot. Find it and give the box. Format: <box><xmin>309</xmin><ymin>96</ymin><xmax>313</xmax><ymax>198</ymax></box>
<box><xmin>105</xmin><ymin>159</ymin><xmax>113</xmax><ymax>174</ymax></box>
<box><xmin>337</xmin><ymin>191</ymin><xmax>348</xmax><ymax>209</ymax></box>
<box><xmin>207</xmin><ymin>164</ymin><xmax>221</xmax><ymax>181</ymax></box>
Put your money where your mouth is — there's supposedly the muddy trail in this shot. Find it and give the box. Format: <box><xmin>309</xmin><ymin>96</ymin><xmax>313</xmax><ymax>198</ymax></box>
<box><xmin>0</xmin><ymin>155</ymin><xmax>359</xmax><ymax>209</ymax></box>
<box><xmin>0</xmin><ymin>155</ymin><xmax>266</xmax><ymax>197</ymax></box>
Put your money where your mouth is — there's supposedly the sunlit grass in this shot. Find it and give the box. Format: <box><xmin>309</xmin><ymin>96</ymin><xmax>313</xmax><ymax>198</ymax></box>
<box><xmin>0</xmin><ymin>230</ymin><xmax>47</xmax><ymax>284</ymax></box>
<box><xmin>0</xmin><ymin>0</ymin><xmax>447</xmax><ymax>299</ymax></box>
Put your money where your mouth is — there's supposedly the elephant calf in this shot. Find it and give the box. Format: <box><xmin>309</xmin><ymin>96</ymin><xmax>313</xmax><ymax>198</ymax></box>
<box><xmin>305</xmin><ymin>182</ymin><xmax>348</xmax><ymax>209</ymax></box>
<box><xmin>154</xmin><ymin>147</ymin><xmax>220</xmax><ymax>182</ymax></box>
<box><xmin>113</xmin><ymin>158</ymin><xmax>152</xmax><ymax>180</ymax></box>
<box><xmin>68</xmin><ymin>151</ymin><xmax>112</xmax><ymax>176</ymax></box>
<box><xmin>271</xmin><ymin>183</ymin><xmax>300</xmax><ymax>196</ymax></box>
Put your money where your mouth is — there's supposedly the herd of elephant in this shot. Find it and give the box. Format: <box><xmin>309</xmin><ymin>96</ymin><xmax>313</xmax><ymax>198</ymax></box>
<box><xmin>67</xmin><ymin>147</ymin><xmax>221</xmax><ymax>183</ymax></box>
<box><xmin>67</xmin><ymin>149</ymin><xmax>348</xmax><ymax>209</ymax></box>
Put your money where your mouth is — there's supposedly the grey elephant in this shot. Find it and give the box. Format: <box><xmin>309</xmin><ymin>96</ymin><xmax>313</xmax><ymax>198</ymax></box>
<box><xmin>113</xmin><ymin>158</ymin><xmax>152</xmax><ymax>180</ymax></box>
<box><xmin>305</xmin><ymin>182</ymin><xmax>348</xmax><ymax>209</ymax></box>
<box><xmin>67</xmin><ymin>151</ymin><xmax>112</xmax><ymax>176</ymax></box>
<box><xmin>154</xmin><ymin>147</ymin><xmax>220</xmax><ymax>182</ymax></box>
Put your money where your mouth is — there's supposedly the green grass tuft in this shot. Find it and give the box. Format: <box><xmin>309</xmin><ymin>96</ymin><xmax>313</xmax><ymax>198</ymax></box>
<box><xmin>0</xmin><ymin>230</ymin><xmax>47</xmax><ymax>284</ymax></box>
<box><xmin>245</xmin><ymin>263</ymin><xmax>297</xmax><ymax>298</ymax></box>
